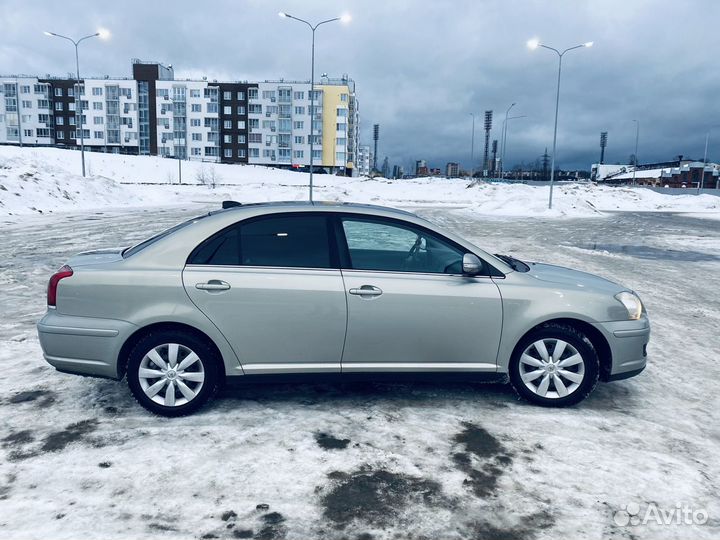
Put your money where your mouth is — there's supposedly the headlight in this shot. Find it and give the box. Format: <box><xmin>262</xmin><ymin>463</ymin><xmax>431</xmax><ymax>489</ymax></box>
<box><xmin>615</xmin><ymin>291</ymin><xmax>643</xmax><ymax>320</ymax></box>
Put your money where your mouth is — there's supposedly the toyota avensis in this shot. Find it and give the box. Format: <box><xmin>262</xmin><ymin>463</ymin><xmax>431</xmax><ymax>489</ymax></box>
<box><xmin>37</xmin><ymin>202</ymin><xmax>650</xmax><ymax>416</ymax></box>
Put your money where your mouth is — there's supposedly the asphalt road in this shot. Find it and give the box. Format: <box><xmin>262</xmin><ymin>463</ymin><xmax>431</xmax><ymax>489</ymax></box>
<box><xmin>1</xmin><ymin>206</ymin><xmax>718</xmax><ymax>540</ymax></box>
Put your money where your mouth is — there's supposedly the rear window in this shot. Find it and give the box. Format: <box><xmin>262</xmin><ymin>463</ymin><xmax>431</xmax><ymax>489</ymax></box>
<box><xmin>123</xmin><ymin>214</ymin><xmax>209</xmax><ymax>258</ymax></box>
<box><xmin>188</xmin><ymin>214</ymin><xmax>332</xmax><ymax>268</ymax></box>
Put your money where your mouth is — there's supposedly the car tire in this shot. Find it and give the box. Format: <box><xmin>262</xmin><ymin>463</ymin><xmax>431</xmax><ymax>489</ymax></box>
<box><xmin>509</xmin><ymin>323</ymin><xmax>599</xmax><ymax>407</ymax></box>
<box><xmin>126</xmin><ymin>330</ymin><xmax>222</xmax><ymax>416</ymax></box>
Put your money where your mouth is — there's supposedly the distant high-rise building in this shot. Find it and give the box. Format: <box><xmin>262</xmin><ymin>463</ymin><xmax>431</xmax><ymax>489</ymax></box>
<box><xmin>446</xmin><ymin>162</ymin><xmax>459</xmax><ymax>177</ymax></box>
<box><xmin>415</xmin><ymin>159</ymin><xmax>427</xmax><ymax>176</ymax></box>
<box><xmin>357</xmin><ymin>145</ymin><xmax>372</xmax><ymax>176</ymax></box>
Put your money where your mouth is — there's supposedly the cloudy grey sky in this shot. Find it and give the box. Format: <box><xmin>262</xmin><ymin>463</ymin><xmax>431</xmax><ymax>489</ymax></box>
<box><xmin>1</xmin><ymin>0</ymin><xmax>718</xmax><ymax>171</ymax></box>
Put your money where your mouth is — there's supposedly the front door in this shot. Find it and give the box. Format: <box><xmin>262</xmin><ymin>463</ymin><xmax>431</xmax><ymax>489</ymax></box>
<box><xmin>338</xmin><ymin>216</ymin><xmax>503</xmax><ymax>372</ymax></box>
<box><xmin>183</xmin><ymin>213</ymin><xmax>346</xmax><ymax>374</ymax></box>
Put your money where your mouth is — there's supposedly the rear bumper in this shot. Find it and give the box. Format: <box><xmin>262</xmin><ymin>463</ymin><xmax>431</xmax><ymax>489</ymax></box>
<box><xmin>37</xmin><ymin>310</ymin><xmax>135</xmax><ymax>379</ymax></box>
<box><xmin>593</xmin><ymin>316</ymin><xmax>650</xmax><ymax>381</ymax></box>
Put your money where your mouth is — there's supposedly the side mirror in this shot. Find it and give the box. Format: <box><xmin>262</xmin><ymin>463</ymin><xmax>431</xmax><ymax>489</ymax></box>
<box><xmin>462</xmin><ymin>253</ymin><xmax>483</xmax><ymax>275</ymax></box>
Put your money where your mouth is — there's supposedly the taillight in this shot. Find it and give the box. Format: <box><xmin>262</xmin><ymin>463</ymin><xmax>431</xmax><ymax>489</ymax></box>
<box><xmin>47</xmin><ymin>265</ymin><xmax>73</xmax><ymax>307</ymax></box>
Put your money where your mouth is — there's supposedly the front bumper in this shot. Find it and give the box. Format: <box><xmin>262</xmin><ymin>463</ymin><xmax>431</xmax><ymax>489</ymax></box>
<box><xmin>593</xmin><ymin>316</ymin><xmax>650</xmax><ymax>381</ymax></box>
<box><xmin>37</xmin><ymin>310</ymin><xmax>136</xmax><ymax>379</ymax></box>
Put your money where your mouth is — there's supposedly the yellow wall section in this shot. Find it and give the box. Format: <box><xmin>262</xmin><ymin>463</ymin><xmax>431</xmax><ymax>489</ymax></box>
<box><xmin>318</xmin><ymin>85</ymin><xmax>345</xmax><ymax>167</ymax></box>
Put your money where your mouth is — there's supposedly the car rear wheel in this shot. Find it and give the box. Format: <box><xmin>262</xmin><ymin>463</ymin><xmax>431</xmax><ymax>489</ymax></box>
<box><xmin>509</xmin><ymin>323</ymin><xmax>599</xmax><ymax>407</ymax></box>
<box><xmin>126</xmin><ymin>330</ymin><xmax>221</xmax><ymax>416</ymax></box>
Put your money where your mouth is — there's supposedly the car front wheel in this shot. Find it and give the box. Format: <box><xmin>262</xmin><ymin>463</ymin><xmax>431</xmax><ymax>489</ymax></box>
<box><xmin>126</xmin><ymin>330</ymin><xmax>221</xmax><ymax>416</ymax></box>
<box><xmin>509</xmin><ymin>323</ymin><xmax>599</xmax><ymax>407</ymax></box>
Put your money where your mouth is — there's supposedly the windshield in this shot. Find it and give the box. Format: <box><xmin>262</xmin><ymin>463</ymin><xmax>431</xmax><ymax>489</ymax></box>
<box><xmin>122</xmin><ymin>214</ymin><xmax>209</xmax><ymax>258</ymax></box>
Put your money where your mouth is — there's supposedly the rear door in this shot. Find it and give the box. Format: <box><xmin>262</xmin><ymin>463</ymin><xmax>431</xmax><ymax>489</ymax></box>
<box><xmin>183</xmin><ymin>212</ymin><xmax>347</xmax><ymax>374</ymax></box>
<box><xmin>337</xmin><ymin>215</ymin><xmax>503</xmax><ymax>372</ymax></box>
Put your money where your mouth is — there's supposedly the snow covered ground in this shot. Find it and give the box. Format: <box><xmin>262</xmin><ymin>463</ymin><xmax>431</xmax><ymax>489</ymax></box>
<box><xmin>1</xmin><ymin>204</ymin><xmax>719</xmax><ymax>540</ymax></box>
<box><xmin>1</xmin><ymin>146</ymin><xmax>719</xmax><ymax>219</ymax></box>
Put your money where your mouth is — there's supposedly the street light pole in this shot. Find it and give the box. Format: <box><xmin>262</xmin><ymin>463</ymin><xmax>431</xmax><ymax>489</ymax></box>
<box><xmin>528</xmin><ymin>39</ymin><xmax>593</xmax><ymax>208</ymax></box>
<box><xmin>499</xmin><ymin>103</ymin><xmax>515</xmax><ymax>180</ymax></box>
<box><xmin>698</xmin><ymin>132</ymin><xmax>709</xmax><ymax>194</ymax></box>
<box><xmin>44</xmin><ymin>29</ymin><xmax>109</xmax><ymax>177</ymax></box>
<box><xmin>501</xmin><ymin>114</ymin><xmax>527</xmax><ymax>181</ymax></box>
<box><xmin>632</xmin><ymin>119</ymin><xmax>640</xmax><ymax>186</ymax></box>
<box><xmin>279</xmin><ymin>12</ymin><xmax>350</xmax><ymax>202</ymax></box>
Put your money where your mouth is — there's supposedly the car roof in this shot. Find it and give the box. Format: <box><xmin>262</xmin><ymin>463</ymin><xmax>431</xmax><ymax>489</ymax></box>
<box><xmin>208</xmin><ymin>200</ymin><xmax>420</xmax><ymax>218</ymax></box>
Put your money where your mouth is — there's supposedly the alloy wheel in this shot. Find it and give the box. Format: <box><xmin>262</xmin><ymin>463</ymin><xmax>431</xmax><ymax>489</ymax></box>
<box><xmin>138</xmin><ymin>343</ymin><xmax>205</xmax><ymax>407</ymax></box>
<box><xmin>518</xmin><ymin>338</ymin><xmax>585</xmax><ymax>399</ymax></box>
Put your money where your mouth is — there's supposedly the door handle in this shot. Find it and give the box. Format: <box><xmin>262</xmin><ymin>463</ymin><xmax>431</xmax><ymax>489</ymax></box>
<box><xmin>349</xmin><ymin>285</ymin><xmax>383</xmax><ymax>297</ymax></box>
<box><xmin>195</xmin><ymin>280</ymin><xmax>231</xmax><ymax>291</ymax></box>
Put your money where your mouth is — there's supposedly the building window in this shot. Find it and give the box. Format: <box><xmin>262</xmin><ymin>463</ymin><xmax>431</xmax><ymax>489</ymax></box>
<box><xmin>237</xmin><ymin>106</ymin><xmax>246</xmax><ymax>115</ymax></box>
<box><xmin>94</xmin><ymin>117</ymin><xmax>104</xmax><ymax>125</ymax></box>
<box><xmin>23</xmin><ymin>129</ymin><xmax>33</xmax><ymax>137</ymax></box>
<box><xmin>249</xmin><ymin>148</ymin><xmax>259</xmax><ymax>157</ymax></box>
<box><xmin>238</xmin><ymin>149</ymin><xmax>246</xmax><ymax>158</ymax></box>
<box><xmin>93</xmin><ymin>102</ymin><xmax>103</xmax><ymax>111</ymax></box>
<box><xmin>191</xmin><ymin>147</ymin><xmax>201</xmax><ymax>156</ymax></box>
<box><xmin>294</xmin><ymin>136</ymin><xmax>304</xmax><ymax>144</ymax></box>
<box><xmin>37</xmin><ymin>100</ymin><xmax>50</xmax><ymax>109</ymax></box>
<box><xmin>192</xmin><ymin>133</ymin><xmax>202</xmax><ymax>141</ymax></box>
<box><xmin>237</xmin><ymin>91</ymin><xmax>245</xmax><ymax>100</ymax></box>
<box><xmin>70</xmin><ymin>130</ymin><xmax>76</xmax><ymax>139</ymax></box>
<box><xmin>262</xmin><ymin>90</ymin><xmax>276</xmax><ymax>99</ymax></box>
<box><xmin>191</xmin><ymin>104</ymin><xmax>201</xmax><ymax>112</ymax></box>
<box><xmin>249</xmin><ymin>133</ymin><xmax>262</xmax><ymax>143</ymax></box>
<box><xmin>68</xmin><ymin>116</ymin><xmax>76</xmax><ymax>125</ymax></box>
<box><xmin>223</xmin><ymin>106</ymin><xmax>232</xmax><ymax>115</ymax></box>
<box><xmin>56</xmin><ymin>117</ymin><xmax>64</xmax><ymax>126</ymax></box>
<box><xmin>68</xmin><ymin>88</ymin><xmax>74</xmax><ymax>97</ymax></box>
<box><xmin>337</xmin><ymin>108</ymin><xmax>348</xmax><ymax>117</ymax></box>
<box><xmin>224</xmin><ymin>149</ymin><xmax>232</xmax><ymax>158</ymax></box>
<box><xmin>312</xmin><ymin>150</ymin><xmax>322</xmax><ymax>159</ymax></box>
<box><xmin>336</xmin><ymin>152</ymin><xmax>346</xmax><ymax>161</ymax></box>
<box><xmin>92</xmin><ymin>87</ymin><xmax>103</xmax><ymax>96</ymax></box>
<box><xmin>223</xmin><ymin>120</ymin><xmax>232</xmax><ymax>129</ymax></box>
<box><xmin>190</xmin><ymin>89</ymin><xmax>201</xmax><ymax>98</ymax></box>
<box><xmin>207</xmin><ymin>103</ymin><xmax>218</xmax><ymax>113</ymax></box>
<box><xmin>293</xmin><ymin>121</ymin><xmax>304</xmax><ymax>130</ymax></box>
<box><xmin>205</xmin><ymin>147</ymin><xmax>219</xmax><ymax>157</ymax></box>
<box><xmin>57</xmin><ymin>132</ymin><xmax>64</xmax><ymax>140</ymax></box>
<box><xmin>94</xmin><ymin>131</ymin><xmax>104</xmax><ymax>139</ymax></box>
<box><xmin>336</xmin><ymin>123</ymin><xmax>346</xmax><ymax>131</ymax></box>
<box><xmin>294</xmin><ymin>106</ymin><xmax>305</xmax><ymax>115</ymax></box>
<box><xmin>223</xmin><ymin>134</ymin><xmax>232</xmax><ymax>143</ymax></box>
<box><xmin>223</xmin><ymin>91</ymin><xmax>232</xmax><ymax>100</ymax></box>
<box><xmin>337</xmin><ymin>138</ymin><xmax>346</xmax><ymax>146</ymax></box>
<box><xmin>80</xmin><ymin>100</ymin><xmax>88</xmax><ymax>110</ymax></box>
<box><xmin>237</xmin><ymin>120</ymin><xmax>246</xmax><ymax>129</ymax></box>
<box><xmin>54</xmin><ymin>88</ymin><xmax>63</xmax><ymax>97</ymax></box>
<box><xmin>68</xmin><ymin>102</ymin><xmax>76</xmax><ymax>111</ymax></box>
<box><xmin>293</xmin><ymin>91</ymin><xmax>304</xmax><ymax>100</ymax></box>
<box><xmin>249</xmin><ymin>104</ymin><xmax>262</xmax><ymax>114</ymax></box>
<box><xmin>22</xmin><ymin>100</ymin><xmax>32</xmax><ymax>108</ymax></box>
<box><xmin>190</xmin><ymin>118</ymin><xmax>201</xmax><ymax>127</ymax></box>
<box><xmin>21</xmin><ymin>85</ymin><xmax>31</xmax><ymax>94</ymax></box>
<box><xmin>248</xmin><ymin>88</ymin><xmax>258</xmax><ymax>99</ymax></box>
<box><xmin>237</xmin><ymin>135</ymin><xmax>246</xmax><ymax>143</ymax></box>
<box><xmin>294</xmin><ymin>150</ymin><xmax>304</xmax><ymax>158</ymax></box>
<box><xmin>249</xmin><ymin>119</ymin><xmax>259</xmax><ymax>129</ymax></box>
<box><xmin>53</xmin><ymin>102</ymin><xmax>63</xmax><ymax>111</ymax></box>
<box><xmin>341</xmin><ymin>93</ymin><xmax>348</xmax><ymax>102</ymax></box>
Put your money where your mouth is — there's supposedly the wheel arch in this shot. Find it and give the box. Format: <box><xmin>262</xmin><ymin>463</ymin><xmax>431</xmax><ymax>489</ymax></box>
<box><xmin>117</xmin><ymin>322</ymin><xmax>227</xmax><ymax>380</ymax></box>
<box><xmin>510</xmin><ymin>317</ymin><xmax>613</xmax><ymax>382</ymax></box>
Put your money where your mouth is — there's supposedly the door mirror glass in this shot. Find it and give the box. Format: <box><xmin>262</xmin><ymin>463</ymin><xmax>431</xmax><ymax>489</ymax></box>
<box><xmin>462</xmin><ymin>253</ymin><xmax>483</xmax><ymax>275</ymax></box>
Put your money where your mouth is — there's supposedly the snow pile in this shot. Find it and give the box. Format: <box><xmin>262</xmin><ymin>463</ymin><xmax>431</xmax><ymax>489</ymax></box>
<box><xmin>0</xmin><ymin>154</ymin><xmax>151</xmax><ymax>215</ymax></box>
<box><xmin>0</xmin><ymin>146</ymin><xmax>719</xmax><ymax>219</ymax></box>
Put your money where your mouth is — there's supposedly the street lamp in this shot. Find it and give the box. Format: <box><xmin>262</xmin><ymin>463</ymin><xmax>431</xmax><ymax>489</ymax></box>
<box><xmin>698</xmin><ymin>131</ymin><xmax>710</xmax><ymax>194</ymax></box>
<box><xmin>631</xmin><ymin>119</ymin><xmax>640</xmax><ymax>186</ymax></box>
<box><xmin>498</xmin><ymin>103</ymin><xmax>515</xmax><ymax>179</ymax></box>
<box><xmin>44</xmin><ymin>28</ymin><xmax>109</xmax><ymax>177</ymax></box>
<box><xmin>501</xmin><ymin>114</ymin><xmax>527</xmax><ymax>180</ymax></box>
<box><xmin>528</xmin><ymin>38</ymin><xmax>593</xmax><ymax>208</ymax></box>
<box><xmin>279</xmin><ymin>11</ymin><xmax>350</xmax><ymax>202</ymax></box>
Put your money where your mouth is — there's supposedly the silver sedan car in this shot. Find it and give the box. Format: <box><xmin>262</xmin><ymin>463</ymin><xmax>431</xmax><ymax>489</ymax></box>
<box><xmin>37</xmin><ymin>202</ymin><xmax>649</xmax><ymax>416</ymax></box>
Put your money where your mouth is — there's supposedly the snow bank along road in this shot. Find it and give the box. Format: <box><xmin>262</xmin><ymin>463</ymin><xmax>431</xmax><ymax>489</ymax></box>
<box><xmin>1</xmin><ymin>206</ymin><xmax>719</xmax><ymax>540</ymax></box>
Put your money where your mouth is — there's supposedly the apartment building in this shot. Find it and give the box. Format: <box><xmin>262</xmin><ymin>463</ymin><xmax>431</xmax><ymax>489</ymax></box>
<box><xmin>0</xmin><ymin>60</ymin><xmax>359</xmax><ymax>175</ymax></box>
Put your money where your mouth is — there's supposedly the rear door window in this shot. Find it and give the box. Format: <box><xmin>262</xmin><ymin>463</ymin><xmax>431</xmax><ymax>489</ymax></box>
<box><xmin>189</xmin><ymin>214</ymin><xmax>333</xmax><ymax>269</ymax></box>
